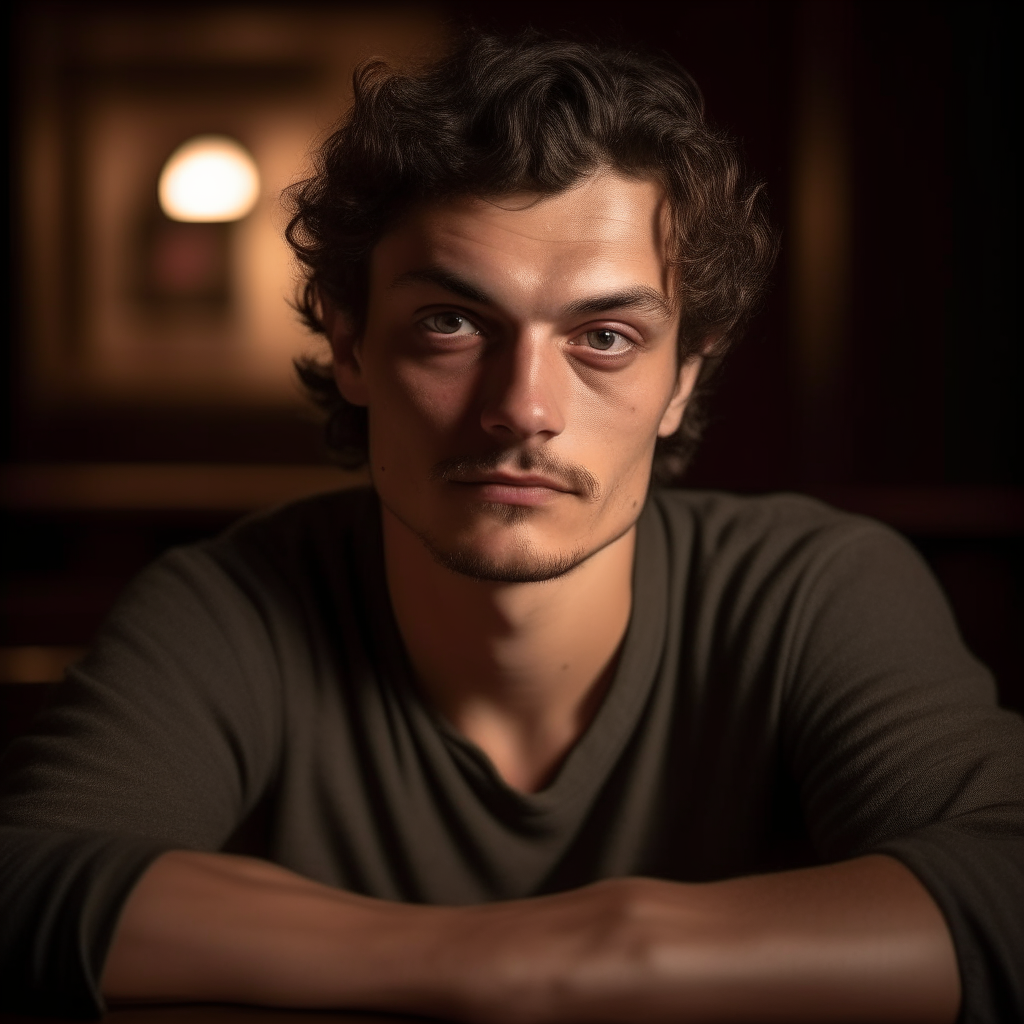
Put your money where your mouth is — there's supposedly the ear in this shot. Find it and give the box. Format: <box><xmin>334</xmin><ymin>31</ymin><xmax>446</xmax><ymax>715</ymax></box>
<box><xmin>325</xmin><ymin>299</ymin><xmax>370</xmax><ymax>407</ymax></box>
<box><xmin>657</xmin><ymin>355</ymin><xmax>703</xmax><ymax>438</ymax></box>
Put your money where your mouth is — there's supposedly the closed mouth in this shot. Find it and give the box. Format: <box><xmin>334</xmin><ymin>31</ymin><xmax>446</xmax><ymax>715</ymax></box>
<box><xmin>453</xmin><ymin>472</ymin><xmax>574</xmax><ymax>493</ymax></box>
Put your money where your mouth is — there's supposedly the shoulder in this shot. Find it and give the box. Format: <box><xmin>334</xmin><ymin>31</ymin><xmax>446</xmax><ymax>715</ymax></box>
<box><xmin>643</xmin><ymin>488</ymin><xmax>969</xmax><ymax>686</ymax></box>
<box><xmin>650</xmin><ymin>486</ymin><xmax>883</xmax><ymax>540</ymax></box>
<box><xmin>646</xmin><ymin>487</ymin><xmax>915</xmax><ymax>582</ymax></box>
<box><xmin>102</xmin><ymin>486</ymin><xmax>380</xmax><ymax>640</ymax></box>
<box><xmin>214</xmin><ymin>485</ymin><xmax>378</xmax><ymax>555</ymax></box>
<box><xmin>190</xmin><ymin>485</ymin><xmax>379</xmax><ymax>584</ymax></box>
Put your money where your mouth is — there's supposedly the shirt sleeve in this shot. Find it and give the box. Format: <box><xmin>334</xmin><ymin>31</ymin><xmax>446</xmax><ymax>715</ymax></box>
<box><xmin>777</xmin><ymin>517</ymin><xmax>1024</xmax><ymax>1023</ymax></box>
<box><xmin>0</xmin><ymin>545</ymin><xmax>283</xmax><ymax>1016</ymax></box>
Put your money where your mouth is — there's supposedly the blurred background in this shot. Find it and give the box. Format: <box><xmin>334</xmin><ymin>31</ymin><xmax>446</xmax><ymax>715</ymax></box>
<box><xmin>2</xmin><ymin>0</ymin><xmax>1021</xmax><ymax>738</ymax></box>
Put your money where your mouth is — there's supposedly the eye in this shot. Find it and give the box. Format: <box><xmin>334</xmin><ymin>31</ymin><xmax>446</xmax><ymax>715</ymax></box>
<box><xmin>583</xmin><ymin>329</ymin><xmax>632</xmax><ymax>353</ymax></box>
<box><xmin>421</xmin><ymin>312</ymin><xmax>481</xmax><ymax>336</ymax></box>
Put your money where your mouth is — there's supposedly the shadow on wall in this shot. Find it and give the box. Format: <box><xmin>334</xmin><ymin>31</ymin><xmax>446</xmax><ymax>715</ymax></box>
<box><xmin>13</xmin><ymin>3</ymin><xmax>444</xmax><ymax>426</ymax></box>
<box><xmin>3</xmin><ymin>2</ymin><xmax>1022</xmax><ymax>723</ymax></box>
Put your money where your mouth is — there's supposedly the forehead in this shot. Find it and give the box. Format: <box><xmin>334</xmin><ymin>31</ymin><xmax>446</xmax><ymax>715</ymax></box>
<box><xmin>372</xmin><ymin>171</ymin><xmax>673</xmax><ymax>303</ymax></box>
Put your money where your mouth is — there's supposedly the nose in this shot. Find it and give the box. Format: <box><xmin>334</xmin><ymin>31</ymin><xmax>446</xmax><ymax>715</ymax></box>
<box><xmin>479</xmin><ymin>332</ymin><xmax>566</xmax><ymax>442</ymax></box>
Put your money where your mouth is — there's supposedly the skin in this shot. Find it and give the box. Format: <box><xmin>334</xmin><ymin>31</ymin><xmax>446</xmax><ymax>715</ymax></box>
<box><xmin>102</xmin><ymin>171</ymin><xmax>961</xmax><ymax>1021</ymax></box>
<box><xmin>337</xmin><ymin>172</ymin><xmax>695</xmax><ymax>790</ymax></box>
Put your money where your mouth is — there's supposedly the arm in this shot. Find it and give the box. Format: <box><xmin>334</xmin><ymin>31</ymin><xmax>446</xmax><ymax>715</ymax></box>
<box><xmin>104</xmin><ymin>850</ymin><xmax>959</xmax><ymax>1023</ymax></box>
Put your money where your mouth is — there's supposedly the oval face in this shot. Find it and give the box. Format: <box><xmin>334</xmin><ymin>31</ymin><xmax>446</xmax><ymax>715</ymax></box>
<box><xmin>343</xmin><ymin>169</ymin><xmax>694</xmax><ymax>582</ymax></box>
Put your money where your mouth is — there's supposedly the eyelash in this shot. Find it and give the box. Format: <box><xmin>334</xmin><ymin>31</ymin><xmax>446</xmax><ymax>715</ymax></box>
<box><xmin>419</xmin><ymin>312</ymin><xmax>482</xmax><ymax>336</ymax></box>
<box><xmin>418</xmin><ymin>310</ymin><xmax>638</xmax><ymax>356</ymax></box>
<box><xmin>572</xmin><ymin>329</ymin><xmax>634</xmax><ymax>355</ymax></box>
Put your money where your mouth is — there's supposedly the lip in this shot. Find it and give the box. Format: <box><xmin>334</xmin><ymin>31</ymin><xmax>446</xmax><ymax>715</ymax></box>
<box><xmin>458</xmin><ymin>471</ymin><xmax>572</xmax><ymax>491</ymax></box>
<box><xmin>450</xmin><ymin>471</ymin><xmax>574</xmax><ymax>506</ymax></box>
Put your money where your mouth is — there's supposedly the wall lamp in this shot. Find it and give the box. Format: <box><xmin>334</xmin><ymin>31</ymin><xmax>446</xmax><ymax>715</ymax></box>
<box><xmin>158</xmin><ymin>135</ymin><xmax>260</xmax><ymax>223</ymax></box>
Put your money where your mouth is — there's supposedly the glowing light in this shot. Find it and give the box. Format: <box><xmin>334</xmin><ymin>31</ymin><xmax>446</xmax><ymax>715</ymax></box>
<box><xmin>158</xmin><ymin>135</ymin><xmax>260</xmax><ymax>222</ymax></box>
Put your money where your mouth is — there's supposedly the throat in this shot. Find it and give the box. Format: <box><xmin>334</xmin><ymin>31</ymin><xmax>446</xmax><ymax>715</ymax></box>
<box><xmin>381</xmin><ymin>507</ymin><xmax>635</xmax><ymax>793</ymax></box>
<box><xmin>448</xmin><ymin>650</ymin><xmax>621</xmax><ymax>793</ymax></box>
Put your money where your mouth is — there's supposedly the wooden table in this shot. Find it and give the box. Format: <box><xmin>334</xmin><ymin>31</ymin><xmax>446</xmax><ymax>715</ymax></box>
<box><xmin>1</xmin><ymin>1007</ymin><xmax>436</xmax><ymax>1024</ymax></box>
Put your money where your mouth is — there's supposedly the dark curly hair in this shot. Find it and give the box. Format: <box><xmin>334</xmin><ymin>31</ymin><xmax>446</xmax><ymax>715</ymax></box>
<box><xmin>285</xmin><ymin>30</ymin><xmax>778</xmax><ymax>482</ymax></box>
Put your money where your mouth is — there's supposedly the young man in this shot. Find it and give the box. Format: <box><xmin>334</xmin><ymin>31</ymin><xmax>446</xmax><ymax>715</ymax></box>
<box><xmin>2</xmin><ymin>33</ymin><xmax>1022</xmax><ymax>1024</ymax></box>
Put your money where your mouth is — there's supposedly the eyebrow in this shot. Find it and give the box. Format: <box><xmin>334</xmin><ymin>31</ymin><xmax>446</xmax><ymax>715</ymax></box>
<box><xmin>391</xmin><ymin>267</ymin><xmax>493</xmax><ymax>306</ymax></box>
<box><xmin>391</xmin><ymin>266</ymin><xmax>675</xmax><ymax>322</ymax></box>
<box><xmin>561</xmin><ymin>286</ymin><xmax>674</xmax><ymax>321</ymax></box>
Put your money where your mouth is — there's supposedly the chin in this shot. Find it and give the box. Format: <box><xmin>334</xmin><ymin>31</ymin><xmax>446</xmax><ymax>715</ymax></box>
<box><xmin>421</xmin><ymin>500</ymin><xmax>591</xmax><ymax>582</ymax></box>
<box><xmin>426</xmin><ymin>541</ymin><xmax>589</xmax><ymax>584</ymax></box>
<box><xmin>416</xmin><ymin>489</ymin><xmax>643</xmax><ymax>583</ymax></box>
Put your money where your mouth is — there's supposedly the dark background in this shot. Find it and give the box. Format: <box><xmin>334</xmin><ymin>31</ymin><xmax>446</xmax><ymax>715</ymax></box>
<box><xmin>3</xmin><ymin>1</ymin><xmax>1021</xmax><ymax>737</ymax></box>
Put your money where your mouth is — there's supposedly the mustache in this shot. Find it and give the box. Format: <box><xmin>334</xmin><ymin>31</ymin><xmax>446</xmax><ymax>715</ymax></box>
<box><xmin>431</xmin><ymin>448</ymin><xmax>600</xmax><ymax>501</ymax></box>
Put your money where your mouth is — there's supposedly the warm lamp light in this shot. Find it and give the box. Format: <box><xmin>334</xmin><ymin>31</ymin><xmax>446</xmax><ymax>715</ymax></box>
<box><xmin>158</xmin><ymin>135</ymin><xmax>260</xmax><ymax>223</ymax></box>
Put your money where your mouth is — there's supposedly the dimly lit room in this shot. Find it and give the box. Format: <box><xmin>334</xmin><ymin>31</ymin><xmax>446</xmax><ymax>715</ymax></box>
<box><xmin>4</xmin><ymin>0</ymin><xmax>1019</xmax><ymax>719</ymax></box>
<box><xmin>2</xmin><ymin>1</ymin><xmax>1021</xmax><ymax>1020</ymax></box>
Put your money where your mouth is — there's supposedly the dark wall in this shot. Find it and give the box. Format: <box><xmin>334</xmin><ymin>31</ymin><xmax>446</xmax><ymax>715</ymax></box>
<box><xmin>6</xmin><ymin>0</ymin><xmax>1020</xmax><ymax>484</ymax></box>
<box><xmin>4</xmin><ymin>1</ymin><xmax>1022</xmax><ymax>714</ymax></box>
<box><xmin>443</xmin><ymin>0</ymin><xmax>1019</xmax><ymax>491</ymax></box>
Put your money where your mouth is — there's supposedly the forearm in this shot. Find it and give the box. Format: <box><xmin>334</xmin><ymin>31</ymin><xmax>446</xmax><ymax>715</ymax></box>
<box><xmin>103</xmin><ymin>851</ymin><xmax>960</xmax><ymax>1023</ymax></box>
<box><xmin>539</xmin><ymin>855</ymin><xmax>961</xmax><ymax>1024</ymax></box>
<box><xmin>102</xmin><ymin>850</ymin><xmax>452</xmax><ymax>1013</ymax></box>
<box><xmin>442</xmin><ymin>854</ymin><xmax>960</xmax><ymax>1023</ymax></box>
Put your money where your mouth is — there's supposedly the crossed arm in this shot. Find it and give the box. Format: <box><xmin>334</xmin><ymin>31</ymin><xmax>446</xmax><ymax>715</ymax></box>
<box><xmin>103</xmin><ymin>849</ymin><xmax>960</xmax><ymax>1023</ymax></box>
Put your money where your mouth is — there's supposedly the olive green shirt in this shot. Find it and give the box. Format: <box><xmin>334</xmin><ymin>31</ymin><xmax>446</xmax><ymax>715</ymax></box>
<box><xmin>2</xmin><ymin>489</ymin><xmax>1022</xmax><ymax>1020</ymax></box>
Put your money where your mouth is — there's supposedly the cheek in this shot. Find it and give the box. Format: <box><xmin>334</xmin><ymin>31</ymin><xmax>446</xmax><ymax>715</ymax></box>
<box><xmin>368</xmin><ymin>345</ymin><xmax>485</xmax><ymax>440</ymax></box>
<box><xmin>570</xmin><ymin>357</ymin><xmax>678</xmax><ymax>459</ymax></box>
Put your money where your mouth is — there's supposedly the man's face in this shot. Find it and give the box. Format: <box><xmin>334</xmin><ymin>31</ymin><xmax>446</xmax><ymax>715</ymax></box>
<box><xmin>332</xmin><ymin>170</ymin><xmax>697</xmax><ymax>582</ymax></box>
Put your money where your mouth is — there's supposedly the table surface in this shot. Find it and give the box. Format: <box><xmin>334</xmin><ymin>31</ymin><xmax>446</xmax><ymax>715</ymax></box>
<box><xmin>1</xmin><ymin>1007</ymin><xmax>437</xmax><ymax>1024</ymax></box>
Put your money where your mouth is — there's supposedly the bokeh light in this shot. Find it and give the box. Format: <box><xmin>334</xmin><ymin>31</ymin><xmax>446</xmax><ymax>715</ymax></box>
<box><xmin>158</xmin><ymin>135</ymin><xmax>260</xmax><ymax>223</ymax></box>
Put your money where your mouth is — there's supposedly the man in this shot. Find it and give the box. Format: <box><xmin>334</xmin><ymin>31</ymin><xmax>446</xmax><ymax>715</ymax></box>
<box><xmin>2</xmin><ymin>32</ymin><xmax>1022</xmax><ymax>1023</ymax></box>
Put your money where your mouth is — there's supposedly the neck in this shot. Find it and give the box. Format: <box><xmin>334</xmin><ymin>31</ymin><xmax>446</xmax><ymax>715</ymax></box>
<box><xmin>382</xmin><ymin>506</ymin><xmax>635</xmax><ymax>793</ymax></box>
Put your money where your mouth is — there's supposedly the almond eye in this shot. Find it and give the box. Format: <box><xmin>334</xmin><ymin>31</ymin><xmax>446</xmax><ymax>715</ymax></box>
<box><xmin>423</xmin><ymin>312</ymin><xmax>480</xmax><ymax>335</ymax></box>
<box><xmin>585</xmin><ymin>329</ymin><xmax>628</xmax><ymax>352</ymax></box>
